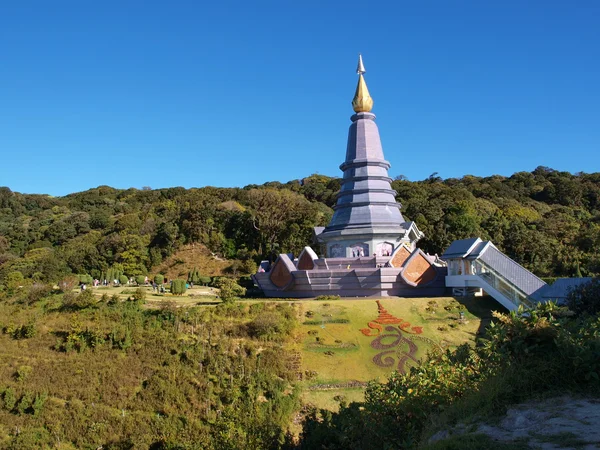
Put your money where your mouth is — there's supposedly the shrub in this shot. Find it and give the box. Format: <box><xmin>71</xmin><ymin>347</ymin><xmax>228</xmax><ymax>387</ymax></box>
<box><xmin>131</xmin><ymin>287</ymin><xmax>146</xmax><ymax>302</ymax></box>
<box><xmin>15</xmin><ymin>365</ymin><xmax>33</xmax><ymax>382</ymax></box>
<box><xmin>171</xmin><ymin>279</ymin><xmax>187</xmax><ymax>296</ymax></box>
<box><xmin>59</xmin><ymin>326</ymin><xmax>106</xmax><ymax>353</ymax></box>
<box><xmin>11</xmin><ymin>323</ymin><xmax>37</xmax><ymax>339</ymax></box>
<box><xmin>304</xmin><ymin>318</ymin><xmax>349</xmax><ymax>325</ymax></box>
<box><xmin>247</xmin><ymin>311</ymin><xmax>295</xmax><ymax>341</ymax></box>
<box><xmin>58</xmin><ymin>276</ymin><xmax>78</xmax><ymax>293</ymax></box>
<box><xmin>119</xmin><ymin>275</ymin><xmax>129</xmax><ymax>285</ymax></box>
<box><xmin>26</xmin><ymin>283</ymin><xmax>52</xmax><ymax>304</ymax></box>
<box><xmin>241</xmin><ymin>259</ymin><xmax>257</xmax><ymax>274</ymax></box>
<box><xmin>31</xmin><ymin>392</ymin><xmax>47</xmax><ymax>417</ymax></box>
<box><xmin>566</xmin><ymin>277</ymin><xmax>600</xmax><ymax>316</ymax></box>
<box><xmin>188</xmin><ymin>267</ymin><xmax>201</xmax><ymax>284</ymax></box>
<box><xmin>17</xmin><ymin>391</ymin><xmax>34</xmax><ymax>415</ymax></box>
<box><xmin>77</xmin><ymin>274</ymin><xmax>93</xmax><ymax>285</ymax></box>
<box><xmin>154</xmin><ymin>274</ymin><xmax>164</xmax><ymax>285</ymax></box>
<box><xmin>315</xmin><ymin>295</ymin><xmax>340</xmax><ymax>301</ymax></box>
<box><xmin>198</xmin><ymin>276</ymin><xmax>211</xmax><ymax>286</ymax></box>
<box><xmin>214</xmin><ymin>277</ymin><xmax>246</xmax><ymax>303</ymax></box>
<box><xmin>3</xmin><ymin>387</ymin><xmax>16</xmax><ymax>411</ymax></box>
<box><xmin>64</xmin><ymin>289</ymin><xmax>96</xmax><ymax>309</ymax></box>
<box><xmin>5</xmin><ymin>271</ymin><xmax>27</xmax><ymax>294</ymax></box>
<box><xmin>136</xmin><ymin>275</ymin><xmax>146</xmax><ymax>285</ymax></box>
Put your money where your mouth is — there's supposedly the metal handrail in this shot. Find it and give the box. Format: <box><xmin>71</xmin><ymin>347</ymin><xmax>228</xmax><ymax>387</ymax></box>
<box><xmin>475</xmin><ymin>261</ymin><xmax>534</xmax><ymax>308</ymax></box>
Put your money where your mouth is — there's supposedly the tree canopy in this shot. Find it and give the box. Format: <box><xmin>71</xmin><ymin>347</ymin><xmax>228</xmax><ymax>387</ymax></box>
<box><xmin>1</xmin><ymin>167</ymin><xmax>599</xmax><ymax>289</ymax></box>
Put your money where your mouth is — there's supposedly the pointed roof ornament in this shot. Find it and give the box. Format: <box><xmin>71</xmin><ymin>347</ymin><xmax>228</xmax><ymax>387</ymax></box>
<box><xmin>352</xmin><ymin>54</ymin><xmax>373</xmax><ymax>113</ymax></box>
<box><xmin>356</xmin><ymin>53</ymin><xmax>366</xmax><ymax>74</ymax></box>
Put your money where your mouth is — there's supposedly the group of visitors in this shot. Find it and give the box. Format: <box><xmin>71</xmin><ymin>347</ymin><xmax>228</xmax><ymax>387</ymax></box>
<box><xmin>152</xmin><ymin>282</ymin><xmax>166</xmax><ymax>293</ymax></box>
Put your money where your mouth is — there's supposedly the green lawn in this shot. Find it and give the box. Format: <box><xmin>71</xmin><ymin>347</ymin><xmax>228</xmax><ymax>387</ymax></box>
<box><xmin>295</xmin><ymin>296</ymin><xmax>504</xmax><ymax>409</ymax></box>
<box><xmin>89</xmin><ymin>285</ymin><xmax>220</xmax><ymax>307</ymax></box>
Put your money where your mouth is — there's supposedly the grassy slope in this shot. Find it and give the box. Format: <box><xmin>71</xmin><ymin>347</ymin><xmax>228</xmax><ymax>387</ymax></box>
<box><xmin>92</xmin><ymin>284</ymin><xmax>220</xmax><ymax>307</ymax></box>
<box><xmin>152</xmin><ymin>243</ymin><xmax>236</xmax><ymax>280</ymax></box>
<box><xmin>295</xmin><ymin>296</ymin><xmax>503</xmax><ymax>409</ymax></box>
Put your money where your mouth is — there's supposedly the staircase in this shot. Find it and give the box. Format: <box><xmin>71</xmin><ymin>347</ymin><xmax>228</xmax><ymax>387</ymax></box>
<box><xmin>445</xmin><ymin>243</ymin><xmax>546</xmax><ymax>311</ymax></box>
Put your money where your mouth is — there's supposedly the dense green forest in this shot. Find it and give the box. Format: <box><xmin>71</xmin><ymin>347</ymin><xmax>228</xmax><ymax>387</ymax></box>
<box><xmin>1</xmin><ymin>166</ymin><xmax>599</xmax><ymax>290</ymax></box>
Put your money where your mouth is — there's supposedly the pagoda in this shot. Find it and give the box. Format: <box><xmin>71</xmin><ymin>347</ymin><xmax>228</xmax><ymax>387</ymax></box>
<box><xmin>253</xmin><ymin>56</ymin><xmax>446</xmax><ymax>298</ymax></box>
<box><xmin>314</xmin><ymin>55</ymin><xmax>423</xmax><ymax>258</ymax></box>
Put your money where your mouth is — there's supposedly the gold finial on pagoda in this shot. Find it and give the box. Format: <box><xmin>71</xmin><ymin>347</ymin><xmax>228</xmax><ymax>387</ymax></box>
<box><xmin>352</xmin><ymin>54</ymin><xmax>374</xmax><ymax>113</ymax></box>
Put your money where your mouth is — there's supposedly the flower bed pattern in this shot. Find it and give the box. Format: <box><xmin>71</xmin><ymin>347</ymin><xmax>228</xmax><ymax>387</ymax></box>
<box><xmin>360</xmin><ymin>300</ymin><xmax>424</xmax><ymax>373</ymax></box>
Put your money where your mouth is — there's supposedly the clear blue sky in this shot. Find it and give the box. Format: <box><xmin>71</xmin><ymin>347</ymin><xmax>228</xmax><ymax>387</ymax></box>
<box><xmin>1</xmin><ymin>1</ymin><xmax>599</xmax><ymax>196</ymax></box>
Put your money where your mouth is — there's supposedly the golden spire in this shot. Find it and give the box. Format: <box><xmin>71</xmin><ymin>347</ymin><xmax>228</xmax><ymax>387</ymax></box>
<box><xmin>352</xmin><ymin>54</ymin><xmax>374</xmax><ymax>113</ymax></box>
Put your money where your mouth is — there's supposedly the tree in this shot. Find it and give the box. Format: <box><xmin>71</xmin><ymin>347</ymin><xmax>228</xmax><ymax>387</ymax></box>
<box><xmin>171</xmin><ymin>279</ymin><xmax>187</xmax><ymax>295</ymax></box>
<box><xmin>566</xmin><ymin>278</ymin><xmax>600</xmax><ymax>316</ymax></box>
<box><xmin>246</xmin><ymin>188</ymin><xmax>316</xmax><ymax>259</ymax></box>
<box><xmin>188</xmin><ymin>267</ymin><xmax>201</xmax><ymax>284</ymax></box>
<box><xmin>58</xmin><ymin>276</ymin><xmax>78</xmax><ymax>293</ymax></box>
<box><xmin>214</xmin><ymin>277</ymin><xmax>246</xmax><ymax>303</ymax></box>
<box><xmin>241</xmin><ymin>259</ymin><xmax>257</xmax><ymax>274</ymax></box>
<box><xmin>77</xmin><ymin>274</ymin><xmax>93</xmax><ymax>285</ymax></box>
<box><xmin>5</xmin><ymin>271</ymin><xmax>26</xmax><ymax>295</ymax></box>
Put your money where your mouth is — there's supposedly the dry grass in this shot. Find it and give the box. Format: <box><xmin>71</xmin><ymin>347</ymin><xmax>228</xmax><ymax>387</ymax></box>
<box><xmin>151</xmin><ymin>243</ymin><xmax>237</xmax><ymax>280</ymax></box>
<box><xmin>90</xmin><ymin>285</ymin><xmax>220</xmax><ymax>307</ymax></box>
<box><xmin>302</xmin><ymin>388</ymin><xmax>365</xmax><ymax>412</ymax></box>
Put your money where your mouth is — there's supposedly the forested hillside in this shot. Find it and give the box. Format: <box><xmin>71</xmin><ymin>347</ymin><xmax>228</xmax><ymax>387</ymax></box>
<box><xmin>1</xmin><ymin>166</ymin><xmax>599</xmax><ymax>290</ymax></box>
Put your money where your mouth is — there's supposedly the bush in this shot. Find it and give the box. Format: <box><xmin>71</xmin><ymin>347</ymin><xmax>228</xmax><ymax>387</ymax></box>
<box><xmin>315</xmin><ymin>295</ymin><xmax>341</xmax><ymax>301</ymax></box>
<box><xmin>26</xmin><ymin>283</ymin><xmax>53</xmax><ymax>304</ymax></box>
<box><xmin>119</xmin><ymin>275</ymin><xmax>129</xmax><ymax>285</ymax></box>
<box><xmin>4</xmin><ymin>271</ymin><xmax>27</xmax><ymax>295</ymax></box>
<box><xmin>214</xmin><ymin>277</ymin><xmax>246</xmax><ymax>303</ymax></box>
<box><xmin>171</xmin><ymin>279</ymin><xmax>187</xmax><ymax>296</ymax></box>
<box><xmin>15</xmin><ymin>365</ymin><xmax>33</xmax><ymax>382</ymax></box>
<box><xmin>17</xmin><ymin>391</ymin><xmax>34</xmax><ymax>415</ymax></box>
<box><xmin>63</xmin><ymin>289</ymin><xmax>96</xmax><ymax>310</ymax></box>
<box><xmin>3</xmin><ymin>387</ymin><xmax>16</xmax><ymax>411</ymax></box>
<box><xmin>247</xmin><ymin>310</ymin><xmax>295</xmax><ymax>341</ymax></box>
<box><xmin>31</xmin><ymin>392</ymin><xmax>47</xmax><ymax>417</ymax></box>
<box><xmin>12</xmin><ymin>323</ymin><xmax>37</xmax><ymax>339</ymax></box>
<box><xmin>303</xmin><ymin>319</ymin><xmax>349</xmax><ymax>325</ymax></box>
<box><xmin>241</xmin><ymin>259</ymin><xmax>257</xmax><ymax>274</ymax></box>
<box><xmin>198</xmin><ymin>276</ymin><xmax>211</xmax><ymax>286</ymax></box>
<box><xmin>136</xmin><ymin>275</ymin><xmax>146</xmax><ymax>285</ymax></box>
<box><xmin>154</xmin><ymin>274</ymin><xmax>164</xmax><ymax>285</ymax></box>
<box><xmin>58</xmin><ymin>276</ymin><xmax>78</xmax><ymax>293</ymax></box>
<box><xmin>188</xmin><ymin>267</ymin><xmax>201</xmax><ymax>284</ymax></box>
<box><xmin>566</xmin><ymin>277</ymin><xmax>600</xmax><ymax>316</ymax></box>
<box><xmin>131</xmin><ymin>287</ymin><xmax>146</xmax><ymax>302</ymax></box>
<box><xmin>77</xmin><ymin>274</ymin><xmax>93</xmax><ymax>285</ymax></box>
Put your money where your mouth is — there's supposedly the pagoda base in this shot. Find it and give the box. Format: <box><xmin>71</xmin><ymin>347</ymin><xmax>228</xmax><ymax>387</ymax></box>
<box><xmin>253</xmin><ymin>256</ymin><xmax>448</xmax><ymax>298</ymax></box>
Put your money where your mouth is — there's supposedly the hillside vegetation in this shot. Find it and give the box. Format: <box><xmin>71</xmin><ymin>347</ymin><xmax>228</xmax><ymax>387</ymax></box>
<box><xmin>0</xmin><ymin>169</ymin><xmax>599</xmax><ymax>448</ymax></box>
<box><xmin>1</xmin><ymin>167</ymin><xmax>600</xmax><ymax>292</ymax></box>
<box><xmin>0</xmin><ymin>291</ymin><xmax>300</xmax><ymax>449</ymax></box>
